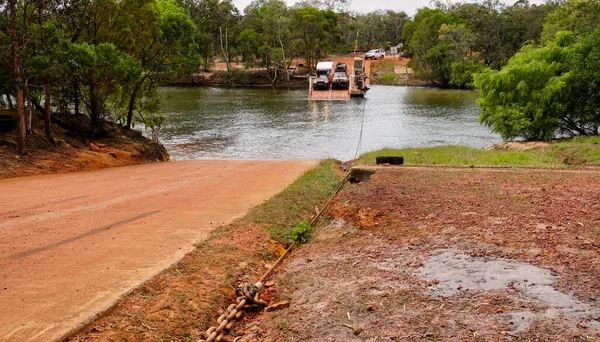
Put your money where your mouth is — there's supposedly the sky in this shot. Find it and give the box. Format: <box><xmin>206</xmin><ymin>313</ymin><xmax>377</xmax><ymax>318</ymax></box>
<box><xmin>232</xmin><ymin>0</ymin><xmax>546</xmax><ymax>16</ymax></box>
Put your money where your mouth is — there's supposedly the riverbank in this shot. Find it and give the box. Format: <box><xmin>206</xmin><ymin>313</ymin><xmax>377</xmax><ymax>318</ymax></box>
<box><xmin>0</xmin><ymin>112</ymin><xmax>169</xmax><ymax>180</ymax></box>
<box><xmin>357</xmin><ymin>137</ymin><xmax>600</xmax><ymax>167</ymax></box>
<box><xmin>170</xmin><ymin>56</ymin><xmax>435</xmax><ymax>88</ymax></box>
<box><xmin>369</xmin><ymin>58</ymin><xmax>434</xmax><ymax>87</ymax></box>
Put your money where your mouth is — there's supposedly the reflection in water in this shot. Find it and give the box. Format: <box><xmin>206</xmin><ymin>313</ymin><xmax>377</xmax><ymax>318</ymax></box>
<box><xmin>310</xmin><ymin>101</ymin><xmax>332</xmax><ymax>124</ymax></box>
<box><xmin>157</xmin><ymin>85</ymin><xmax>500</xmax><ymax>160</ymax></box>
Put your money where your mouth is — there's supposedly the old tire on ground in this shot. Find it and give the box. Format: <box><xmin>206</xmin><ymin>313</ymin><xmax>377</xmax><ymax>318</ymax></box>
<box><xmin>0</xmin><ymin>114</ymin><xmax>17</xmax><ymax>133</ymax></box>
<box><xmin>376</xmin><ymin>156</ymin><xmax>404</xmax><ymax>165</ymax></box>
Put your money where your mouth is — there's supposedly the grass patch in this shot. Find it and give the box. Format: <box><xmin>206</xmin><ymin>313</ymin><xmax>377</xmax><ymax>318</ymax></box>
<box><xmin>242</xmin><ymin>159</ymin><xmax>341</xmax><ymax>242</ymax></box>
<box><xmin>546</xmin><ymin>136</ymin><xmax>600</xmax><ymax>165</ymax></box>
<box><xmin>356</xmin><ymin>139</ymin><xmax>600</xmax><ymax>167</ymax></box>
<box><xmin>370</xmin><ymin>60</ymin><xmax>396</xmax><ymax>75</ymax></box>
<box><xmin>376</xmin><ymin>74</ymin><xmax>397</xmax><ymax>82</ymax></box>
<box><xmin>370</xmin><ymin>61</ymin><xmax>397</xmax><ymax>85</ymax></box>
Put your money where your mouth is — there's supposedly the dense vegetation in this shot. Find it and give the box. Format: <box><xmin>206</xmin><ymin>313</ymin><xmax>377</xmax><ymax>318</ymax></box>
<box><xmin>2</xmin><ymin>0</ymin><xmax>599</xmax><ymax>156</ymax></box>
<box><xmin>475</xmin><ymin>0</ymin><xmax>600</xmax><ymax>140</ymax></box>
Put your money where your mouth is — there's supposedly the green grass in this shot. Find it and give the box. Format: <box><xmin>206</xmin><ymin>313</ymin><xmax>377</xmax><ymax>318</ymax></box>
<box><xmin>370</xmin><ymin>61</ymin><xmax>397</xmax><ymax>85</ymax></box>
<box><xmin>356</xmin><ymin>137</ymin><xmax>600</xmax><ymax>167</ymax></box>
<box><xmin>375</xmin><ymin>74</ymin><xmax>397</xmax><ymax>82</ymax></box>
<box><xmin>241</xmin><ymin>159</ymin><xmax>341</xmax><ymax>242</ymax></box>
<box><xmin>546</xmin><ymin>136</ymin><xmax>600</xmax><ymax>165</ymax></box>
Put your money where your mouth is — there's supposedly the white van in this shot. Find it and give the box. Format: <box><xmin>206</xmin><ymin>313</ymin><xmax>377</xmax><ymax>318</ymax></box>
<box><xmin>313</xmin><ymin>61</ymin><xmax>334</xmax><ymax>90</ymax></box>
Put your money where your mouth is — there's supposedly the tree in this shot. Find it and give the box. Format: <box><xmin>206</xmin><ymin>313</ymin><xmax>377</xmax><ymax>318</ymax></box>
<box><xmin>69</xmin><ymin>42</ymin><xmax>140</xmax><ymax>136</ymax></box>
<box><xmin>402</xmin><ymin>8</ymin><xmax>468</xmax><ymax>86</ymax></box>
<box><xmin>178</xmin><ymin>0</ymin><xmax>238</xmax><ymax>71</ymax></box>
<box><xmin>475</xmin><ymin>0</ymin><xmax>600</xmax><ymax>140</ymax></box>
<box><xmin>119</xmin><ymin>0</ymin><xmax>198</xmax><ymax>129</ymax></box>
<box><xmin>474</xmin><ymin>30</ymin><xmax>600</xmax><ymax>140</ymax></box>
<box><xmin>451</xmin><ymin>0</ymin><xmax>555</xmax><ymax>70</ymax></box>
<box><xmin>290</xmin><ymin>6</ymin><xmax>335</xmax><ymax>71</ymax></box>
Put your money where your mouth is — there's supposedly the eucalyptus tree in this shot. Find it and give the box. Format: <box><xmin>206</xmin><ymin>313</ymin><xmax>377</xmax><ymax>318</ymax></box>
<box><xmin>402</xmin><ymin>8</ymin><xmax>468</xmax><ymax>86</ymax></box>
<box><xmin>290</xmin><ymin>5</ymin><xmax>336</xmax><ymax>71</ymax></box>
<box><xmin>118</xmin><ymin>0</ymin><xmax>198</xmax><ymax>129</ymax></box>
<box><xmin>451</xmin><ymin>0</ymin><xmax>555</xmax><ymax>70</ymax></box>
<box><xmin>6</xmin><ymin>0</ymin><xmax>59</xmax><ymax>153</ymax></box>
<box><xmin>177</xmin><ymin>0</ymin><xmax>238</xmax><ymax>71</ymax></box>
<box><xmin>240</xmin><ymin>0</ymin><xmax>295</xmax><ymax>82</ymax></box>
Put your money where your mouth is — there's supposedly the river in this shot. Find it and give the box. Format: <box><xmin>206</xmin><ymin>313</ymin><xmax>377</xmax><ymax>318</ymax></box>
<box><xmin>157</xmin><ymin>85</ymin><xmax>501</xmax><ymax>160</ymax></box>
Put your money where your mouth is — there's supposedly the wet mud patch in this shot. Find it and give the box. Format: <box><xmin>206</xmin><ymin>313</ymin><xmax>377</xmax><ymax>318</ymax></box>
<box><xmin>418</xmin><ymin>249</ymin><xmax>600</xmax><ymax>333</ymax></box>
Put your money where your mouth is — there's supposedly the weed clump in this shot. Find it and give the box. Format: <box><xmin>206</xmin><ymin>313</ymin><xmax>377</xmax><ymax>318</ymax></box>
<box><xmin>289</xmin><ymin>220</ymin><xmax>312</xmax><ymax>244</ymax></box>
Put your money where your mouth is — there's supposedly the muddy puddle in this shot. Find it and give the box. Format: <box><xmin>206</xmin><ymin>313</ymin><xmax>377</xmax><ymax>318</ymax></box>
<box><xmin>418</xmin><ymin>249</ymin><xmax>600</xmax><ymax>333</ymax></box>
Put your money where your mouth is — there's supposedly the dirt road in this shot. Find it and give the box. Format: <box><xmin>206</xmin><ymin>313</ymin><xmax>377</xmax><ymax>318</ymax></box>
<box><xmin>0</xmin><ymin>160</ymin><xmax>317</xmax><ymax>342</ymax></box>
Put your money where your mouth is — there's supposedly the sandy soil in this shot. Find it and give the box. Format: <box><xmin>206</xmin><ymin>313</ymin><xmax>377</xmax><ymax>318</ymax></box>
<box><xmin>236</xmin><ymin>167</ymin><xmax>600</xmax><ymax>341</ymax></box>
<box><xmin>0</xmin><ymin>114</ymin><xmax>168</xmax><ymax>180</ymax></box>
<box><xmin>0</xmin><ymin>159</ymin><xmax>317</xmax><ymax>342</ymax></box>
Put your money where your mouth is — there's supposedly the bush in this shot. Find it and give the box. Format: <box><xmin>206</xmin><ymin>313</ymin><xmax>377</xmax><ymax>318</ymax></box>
<box><xmin>215</xmin><ymin>69</ymin><xmax>251</xmax><ymax>84</ymax></box>
<box><xmin>289</xmin><ymin>220</ymin><xmax>312</xmax><ymax>244</ymax></box>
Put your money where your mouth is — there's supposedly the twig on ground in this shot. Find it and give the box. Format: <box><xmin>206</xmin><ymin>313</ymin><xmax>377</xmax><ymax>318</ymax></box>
<box><xmin>141</xmin><ymin>322</ymin><xmax>156</xmax><ymax>331</ymax></box>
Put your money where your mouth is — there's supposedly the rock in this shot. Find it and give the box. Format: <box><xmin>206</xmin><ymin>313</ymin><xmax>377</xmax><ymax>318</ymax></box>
<box><xmin>264</xmin><ymin>301</ymin><xmax>290</xmax><ymax>312</ymax></box>
<box><xmin>353</xmin><ymin>327</ymin><xmax>363</xmax><ymax>335</ymax></box>
<box><xmin>89</xmin><ymin>143</ymin><xmax>101</xmax><ymax>152</ymax></box>
<box><xmin>221</xmin><ymin>335</ymin><xmax>235</xmax><ymax>342</ymax></box>
<box><xmin>239</xmin><ymin>334</ymin><xmax>257</xmax><ymax>342</ymax></box>
<box><xmin>107</xmin><ymin>152</ymin><xmax>118</xmax><ymax>159</ymax></box>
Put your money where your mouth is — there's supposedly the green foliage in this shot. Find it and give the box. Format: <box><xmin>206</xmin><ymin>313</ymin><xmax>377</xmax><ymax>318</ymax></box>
<box><xmin>475</xmin><ymin>19</ymin><xmax>600</xmax><ymax>140</ymax></box>
<box><xmin>450</xmin><ymin>58</ymin><xmax>483</xmax><ymax>88</ymax></box>
<box><xmin>289</xmin><ymin>220</ymin><xmax>312</xmax><ymax>244</ymax></box>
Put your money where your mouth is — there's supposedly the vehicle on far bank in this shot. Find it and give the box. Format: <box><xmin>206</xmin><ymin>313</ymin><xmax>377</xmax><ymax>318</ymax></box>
<box><xmin>332</xmin><ymin>71</ymin><xmax>349</xmax><ymax>90</ymax></box>
<box><xmin>364</xmin><ymin>49</ymin><xmax>385</xmax><ymax>60</ymax></box>
<box><xmin>313</xmin><ymin>61</ymin><xmax>334</xmax><ymax>90</ymax></box>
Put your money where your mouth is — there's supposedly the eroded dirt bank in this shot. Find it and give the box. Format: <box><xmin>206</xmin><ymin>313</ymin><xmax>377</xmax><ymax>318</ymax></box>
<box><xmin>239</xmin><ymin>167</ymin><xmax>600</xmax><ymax>341</ymax></box>
<box><xmin>0</xmin><ymin>112</ymin><xmax>169</xmax><ymax>180</ymax></box>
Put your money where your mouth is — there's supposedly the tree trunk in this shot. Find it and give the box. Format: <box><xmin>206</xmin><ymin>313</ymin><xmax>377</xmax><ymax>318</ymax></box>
<box><xmin>89</xmin><ymin>91</ymin><xmax>100</xmax><ymax>137</ymax></box>
<box><xmin>45</xmin><ymin>78</ymin><xmax>51</xmax><ymax>138</ymax></box>
<box><xmin>73</xmin><ymin>81</ymin><xmax>80</xmax><ymax>115</ymax></box>
<box><xmin>17</xmin><ymin>90</ymin><xmax>26</xmax><ymax>153</ymax></box>
<box><xmin>25</xmin><ymin>83</ymin><xmax>32</xmax><ymax>134</ymax></box>
<box><xmin>219</xmin><ymin>26</ymin><xmax>231</xmax><ymax>72</ymax></box>
<box><xmin>126</xmin><ymin>86</ymin><xmax>139</xmax><ymax>129</ymax></box>
<box><xmin>10</xmin><ymin>0</ymin><xmax>26</xmax><ymax>154</ymax></box>
<box><xmin>6</xmin><ymin>93</ymin><xmax>13</xmax><ymax>108</ymax></box>
<box><xmin>277</xmin><ymin>36</ymin><xmax>289</xmax><ymax>82</ymax></box>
